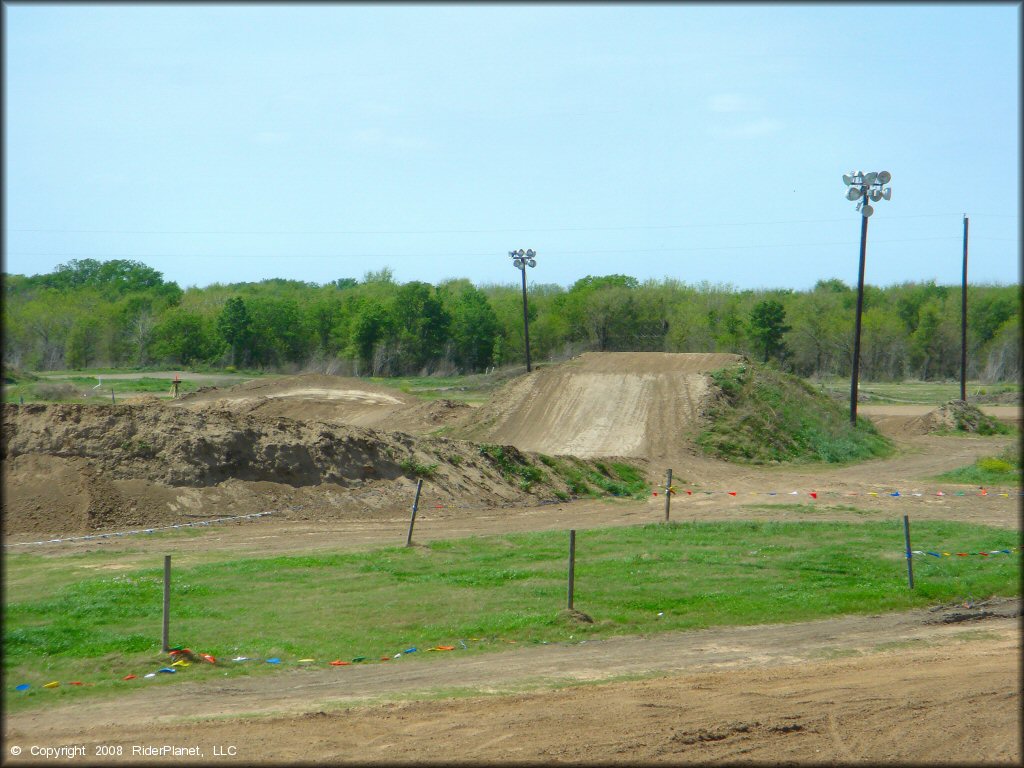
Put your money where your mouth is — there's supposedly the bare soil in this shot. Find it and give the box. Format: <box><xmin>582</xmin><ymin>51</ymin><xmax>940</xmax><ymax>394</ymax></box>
<box><xmin>3</xmin><ymin>355</ymin><xmax>1021</xmax><ymax>764</ymax></box>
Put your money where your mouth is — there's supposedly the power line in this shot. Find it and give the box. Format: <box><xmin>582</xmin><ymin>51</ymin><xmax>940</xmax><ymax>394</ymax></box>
<box><xmin>7</xmin><ymin>213</ymin><xmax>1015</xmax><ymax>237</ymax></box>
<box><xmin>4</xmin><ymin>236</ymin><xmax>967</xmax><ymax>261</ymax></box>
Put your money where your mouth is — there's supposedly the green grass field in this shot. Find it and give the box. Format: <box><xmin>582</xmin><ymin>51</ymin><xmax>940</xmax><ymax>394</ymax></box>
<box><xmin>818</xmin><ymin>378</ymin><xmax>1020</xmax><ymax>405</ymax></box>
<box><xmin>5</xmin><ymin>520</ymin><xmax>1018</xmax><ymax>713</ymax></box>
<box><xmin>4</xmin><ymin>375</ymin><xmax>201</xmax><ymax>403</ymax></box>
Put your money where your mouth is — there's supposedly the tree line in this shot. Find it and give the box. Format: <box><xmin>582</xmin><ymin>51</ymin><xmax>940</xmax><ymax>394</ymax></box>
<box><xmin>3</xmin><ymin>259</ymin><xmax>1019</xmax><ymax>382</ymax></box>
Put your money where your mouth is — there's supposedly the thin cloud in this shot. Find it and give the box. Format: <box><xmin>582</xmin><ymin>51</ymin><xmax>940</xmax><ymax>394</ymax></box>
<box><xmin>707</xmin><ymin>94</ymin><xmax>759</xmax><ymax>113</ymax></box>
<box><xmin>252</xmin><ymin>131</ymin><xmax>289</xmax><ymax>145</ymax></box>
<box><xmin>720</xmin><ymin>118</ymin><xmax>784</xmax><ymax>139</ymax></box>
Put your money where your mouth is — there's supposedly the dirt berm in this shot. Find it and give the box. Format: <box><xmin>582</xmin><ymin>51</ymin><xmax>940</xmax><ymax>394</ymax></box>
<box><xmin>1</xmin><ymin>402</ymin><xmax>621</xmax><ymax>537</ymax></box>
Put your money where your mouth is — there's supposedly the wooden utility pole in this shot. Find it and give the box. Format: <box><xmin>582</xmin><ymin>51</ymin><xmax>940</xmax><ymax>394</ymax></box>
<box><xmin>961</xmin><ymin>215</ymin><xmax>969</xmax><ymax>402</ymax></box>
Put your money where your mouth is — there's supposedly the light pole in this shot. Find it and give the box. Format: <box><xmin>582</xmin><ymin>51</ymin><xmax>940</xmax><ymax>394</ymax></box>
<box><xmin>842</xmin><ymin>170</ymin><xmax>892</xmax><ymax>426</ymax></box>
<box><xmin>509</xmin><ymin>248</ymin><xmax>537</xmax><ymax>372</ymax></box>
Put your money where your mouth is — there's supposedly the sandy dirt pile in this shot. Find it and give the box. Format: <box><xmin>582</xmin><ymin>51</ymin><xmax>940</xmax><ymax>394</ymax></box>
<box><xmin>1</xmin><ymin>402</ymin><xmax>586</xmax><ymax>536</ymax></box>
<box><xmin>173</xmin><ymin>372</ymin><xmax>475</xmax><ymax>434</ymax></box>
<box><xmin>454</xmin><ymin>352</ymin><xmax>741</xmax><ymax>463</ymax></box>
<box><xmin>173</xmin><ymin>373</ymin><xmax>414</xmax><ymax>425</ymax></box>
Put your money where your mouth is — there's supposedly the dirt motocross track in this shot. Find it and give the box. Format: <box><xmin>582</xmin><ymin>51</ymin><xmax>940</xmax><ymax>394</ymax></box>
<box><xmin>3</xmin><ymin>352</ymin><xmax>1022</xmax><ymax>765</ymax></box>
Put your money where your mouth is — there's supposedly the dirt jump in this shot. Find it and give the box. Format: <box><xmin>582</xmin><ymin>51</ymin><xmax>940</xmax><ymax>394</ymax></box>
<box><xmin>458</xmin><ymin>352</ymin><xmax>741</xmax><ymax>463</ymax></box>
<box><xmin>3</xmin><ymin>353</ymin><xmax>1021</xmax><ymax>764</ymax></box>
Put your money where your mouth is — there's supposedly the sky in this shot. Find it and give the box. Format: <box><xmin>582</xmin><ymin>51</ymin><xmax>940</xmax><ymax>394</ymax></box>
<box><xmin>3</xmin><ymin>3</ymin><xmax>1021</xmax><ymax>292</ymax></box>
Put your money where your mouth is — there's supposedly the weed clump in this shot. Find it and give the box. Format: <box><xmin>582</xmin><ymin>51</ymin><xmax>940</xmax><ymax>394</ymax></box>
<box><xmin>928</xmin><ymin>400</ymin><xmax>1012</xmax><ymax>436</ymax></box>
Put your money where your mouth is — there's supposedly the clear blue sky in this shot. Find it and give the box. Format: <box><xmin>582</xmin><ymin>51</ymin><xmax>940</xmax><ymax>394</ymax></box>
<box><xmin>4</xmin><ymin>3</ymin><xmax>1020</xmax><ymax>291</ymax></box>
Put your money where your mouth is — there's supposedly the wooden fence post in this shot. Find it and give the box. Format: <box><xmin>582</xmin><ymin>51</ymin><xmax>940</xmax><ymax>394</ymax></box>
<box><xmin>405</xmin><ymin>479</ymin><xmax>424</xmax><ymax>547</ymax></box>
<box><xmin>664</xmin><ymin>468</ymin><xmax>673</xmax><ymax>522</ymax></box>
<box><xmin>903</xmin><ymin>515</ymin><xmax>914</xmax><ymax>589</ymax></box>
<box><xmin>162</xmin><ymin>555</ymin><xmax>171</xmax><ymax>652</ymax></box>
<box><xmin>567</xmin><ymin>529</ymin><xmax>576</xmax><ymax>610</ymax></box>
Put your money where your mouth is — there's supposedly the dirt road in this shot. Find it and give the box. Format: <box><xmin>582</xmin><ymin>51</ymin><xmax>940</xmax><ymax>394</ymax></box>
<box><xmin>4</xmin><ymin>601</ymin><xmax>1019</xmax><ymax>764</ymax></box>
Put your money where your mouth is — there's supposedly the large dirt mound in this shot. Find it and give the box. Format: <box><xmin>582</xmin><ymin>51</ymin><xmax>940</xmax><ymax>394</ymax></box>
<box><xmin>454</xmin><ymin>352</ymin><xmax>741</xmax><ymax>462</ymax></box>
<box><xmin>1</xmin><ymin>403</ymin><xmax>618</xmax><ymax>536</ymax></box>
<box><xmin>903</xmin><ymin>399</ymin><xmax>1014</xmax><ymax>436</ymax></box>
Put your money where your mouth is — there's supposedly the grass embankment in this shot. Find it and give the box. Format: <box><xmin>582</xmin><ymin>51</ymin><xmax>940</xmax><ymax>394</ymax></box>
<box><xmin>698</xmin><ymin>362</ymin><xmax>893</xmax><ymax>464</ymax></box>
<box><xmin>937</xmin><ymin>445</ymin><xmax>1022</xmax><ymax>487</ymax></box>
<box><xmin>5</xmin><ymin>520</ymin><xmax>1018</xmax><ymax>712</ymax></box>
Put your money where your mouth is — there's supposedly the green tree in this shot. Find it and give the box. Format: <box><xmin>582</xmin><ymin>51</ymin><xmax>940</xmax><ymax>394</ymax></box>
<box><xmin>442</xmin><ymin>281</ymin><xmax>500</xmax><ymax>371</ymax></box>
<box><xmin>217</xmin><ymin>297</ymin><xmax>253</xmax><ymax>367</ymax></box>
<box><xmin>246</xmin><ymin>296</ymin><xmax>310</xmax><ymax>367</ymax></box>
<box><xmin>748</xmin><ymin>299</ymin><xmax>791</xmax><ymax>363</ymax></box>
<box><xmin>390</xmin><ymin>282</ymin><xmax>451</xmax><ymax>374</ymax></box>
<box><xmin>150</xmin><ymin>309</ymin><xmax>222</xmax><ymax>366</ymax></box>
<box><xmin>64</xmin><ymin>316</ymin><xmax>103</xmax><ymax>369</ymax></box>
<box><xmin>348</xmin><ymin>299</ymin><xmax>392</xmax><ymax>373</ymax></box>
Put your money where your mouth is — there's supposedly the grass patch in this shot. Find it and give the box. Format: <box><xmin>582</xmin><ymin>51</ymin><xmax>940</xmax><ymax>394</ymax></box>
<box><xmin>698</xmin><ymin>362</ymin><xmax>894</xmax><ymax>464</ymax></box>
<box><xmin>740</xmin><ymin>503</ymin><xmax>876</xmax><ymax>516</ymax></box>
<box><xmin>936</xmin><ymin>445</ymin><xmax>1021</xmax><ymax>487</ymax></box>
<box><xmin>398</xmin><ymin>457</ymin><xmax>439</xmax><ymax>479</ymax></box>
<box><xmin>478</xmin><ymin>444</ymin><xmax>547</xmax><ymax>491</ymax></box>
<box><xmin>370</xmin><ymin>374</ymin><xmax>502</xmax><ymax>406</ymax></box>
<box><xmin>5</xmin><ymin>376</ymin><xmax>199</xmax><ymax>403</ymax></box>
<box><xmin>4</xmin><ymin>519</ymin><xmax>1017</xmax><ymax>713</ymax></box>
<box><xmin>535</xmin><ymin>455</ymin><xmax>649</xmax><ymax>499</ymax></box>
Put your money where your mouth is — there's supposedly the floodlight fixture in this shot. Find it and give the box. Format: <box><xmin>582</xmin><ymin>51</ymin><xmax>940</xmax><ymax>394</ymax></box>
<box><xmin>846</xmin><ymin>186</ymin><xmax>862</xmax><ymax>201</ymax></box>
<box><xmin>877</xmin><ymin>170</ymin><xmax>891</xmax><ymax>184</ymax></box>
